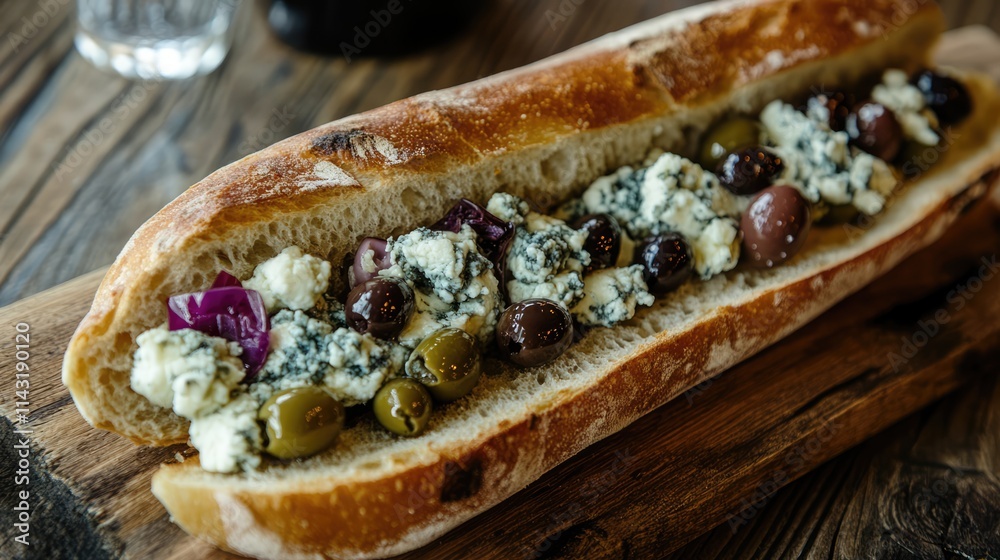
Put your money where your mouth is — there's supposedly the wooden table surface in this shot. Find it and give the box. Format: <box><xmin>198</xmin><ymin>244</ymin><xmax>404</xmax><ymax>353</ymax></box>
<box><xmin>1</xmin><ymin>1</ymin><xmax>999</xmax><ymax>559</ymax></box>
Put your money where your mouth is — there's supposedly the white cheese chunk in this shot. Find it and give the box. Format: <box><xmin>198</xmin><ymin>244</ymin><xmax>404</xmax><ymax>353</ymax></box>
<box><xmin>761</xmin><ymin>100</ymin><xmax>899</xmax><ymax>215</ymax></box>
<box><xmin>325</xmin><ymin>328</ymin><xmax>407</xmax><ymax>406</ymax></box>
<box><xmin>188</xmin><ymin>393</ymin><xmax>262</xmax><ymax>473</ymax></box>
<box><xmin>243</xmin><ymin>246</ymin><xmax>332</xmax><ymax>312</ymax></box>
<box><xmin>486</xmin><ymin>192</ymin><xmax>530</xmax><ymax>226</ymax></box>
<box><xmin>578</xmin><ymin>154</ymin><xmax>743</xmax><ymax>279</ymax></box>
<box><xmin>572</xmin><ymin>266</ymin><xmax>654</xmax><ymax>327</ymax></box>
<box><xmin>381</xmin><ymin>226</ymin><xmax>502</xmax><ymax>347</ymax></box>
<box><xmin>873</xmin><ymin>69</ymin><xmax>940</xmax><ymax>146</ymax></box>
<box><xmin>508</xmin><ymin>271</ymin><xmax>585</xmax><ymax>308</ymax></box>
<box><xmin>359</xmin><ymin>249</ymin><xmax>380</xmax><ymax>274</ymax></box>
<box><xmin>249</xmin><ymin>310</ymin><xmax>334</xmax><ymax>403</ymax></box>
<box><xmin>493</xmin><ymin>193</ymin><xmax>592</xmax><ymax>309</ymax></box>
<box><xmin>131</xmin><ymin>326</ymin><xmax>244</xmax><ymax>420</ymax></box>
<box><xmin>579</xmin><ymin>166</ymin><xmax>640</xmax><ymax>226</ymax></box>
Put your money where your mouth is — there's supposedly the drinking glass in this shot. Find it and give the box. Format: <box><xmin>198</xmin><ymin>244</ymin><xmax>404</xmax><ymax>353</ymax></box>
<box><xmin>75</xmin><ymin>0</ymin><xmax>238</xmax><ymax>80</ymax></box>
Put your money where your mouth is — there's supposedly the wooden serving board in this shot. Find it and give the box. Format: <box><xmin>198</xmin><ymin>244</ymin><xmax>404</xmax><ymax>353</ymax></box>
<box><xmin>3</xmin><ymin>28</ymin><xmax>1000</xmax><ymax>560</ymax></box>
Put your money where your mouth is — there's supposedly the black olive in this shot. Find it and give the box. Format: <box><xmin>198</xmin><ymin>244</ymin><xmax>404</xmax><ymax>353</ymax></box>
<box><xmin>496</xmin><ymin>299</ymin><xmax>573</xmax><ymax>367</ymax></box>
<box><xmin>717</xmin><ymin>146</ymin><xmax>784</xmax><ymax>196</ymax></box>
<box><xmin>634</xmin><ymin>234</ymin><xmax>694</xmax><ymax>295</ymax></box>
<box><xmin>572</xmin><ymin>213</ymin><xmax>622</xmax><ymax>273</ymax></box>
<box><xmin>807</xmin><ymin>91</ymin><xmax>856</xmax><ymax>131</ymax></box>
<box><xmin>912</xmin><ymin>70</ymin><xmax>973</xmax><ymax>127</ymax></box>
<box><xmin>345</xmin><ymin>277</ymin><xmax>414</xmax><ymax>340</ymax></box>
<box><xmin>741</xmin><ymin>185</ymin><xmax>812</xmax><ymax>268</ymax></box>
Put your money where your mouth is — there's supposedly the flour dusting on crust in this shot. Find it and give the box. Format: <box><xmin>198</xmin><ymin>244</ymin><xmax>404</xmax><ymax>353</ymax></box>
<box><xmin>348</xmin><ymin>132</ymin><xmax>401</xmax><ymax>164</ymax></box>
<box><xmin>304</xmin><ymin>161</ymin><xmax>360</xmax><ymax>189</ymax></box>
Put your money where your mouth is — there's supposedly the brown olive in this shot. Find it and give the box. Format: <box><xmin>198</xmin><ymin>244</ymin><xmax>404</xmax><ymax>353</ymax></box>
<box><xmin>258</xmin><ymin>386</ymin><xmax>345</xmax><ymax>460</ymax></box>
<box><xmin>846</xmin><ymin>101</ymin><xmax>903</xmax><ymax>161</ymax></box>
<box><xmin>741</xmin><ymin>185</ymin><xmax>812</xmax><ymax>268</ymax></box>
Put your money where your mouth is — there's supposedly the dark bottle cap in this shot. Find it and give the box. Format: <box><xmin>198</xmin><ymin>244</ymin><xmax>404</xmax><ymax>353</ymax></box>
<box><xmin>268</xmin><ymin>0</ymin><xmax>485</xmax><ymax>58</ymax></box>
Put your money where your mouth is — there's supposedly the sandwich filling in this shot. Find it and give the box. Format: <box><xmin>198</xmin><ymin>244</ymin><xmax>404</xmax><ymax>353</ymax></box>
<box><xmin>129</xmin><ymin>68</ymin><xmax>974</xmax><ymax>472</ymax></box>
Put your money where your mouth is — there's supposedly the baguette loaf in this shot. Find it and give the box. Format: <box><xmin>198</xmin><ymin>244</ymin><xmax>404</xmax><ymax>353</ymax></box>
<box><xmin>61</xmin><ymin>0</ymin><xmax>1000</xmax><ymax>558</ymax></box>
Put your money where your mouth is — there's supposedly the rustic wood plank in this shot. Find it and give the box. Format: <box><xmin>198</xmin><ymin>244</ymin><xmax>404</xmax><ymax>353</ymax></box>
<box><xmin>667</xmin><ymin>371</ymin><xmax>1000</xmax><ymax>559</ymax></box>
<box><xmin>0</xmin><ymin>6</ymin><xmax>75</xmax><ymax>151</ymax></box>
<box><xmin>961</xmin><ymin>0</ymin><xmax>995</xmax><ymax>29</ymax></box>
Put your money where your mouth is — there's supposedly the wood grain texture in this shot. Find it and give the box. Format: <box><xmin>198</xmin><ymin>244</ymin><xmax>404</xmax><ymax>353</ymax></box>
<box><xmin>1</xmin><ymin>2</ymin><xmax>1000</xmax><ymax>559</ymax></box>
<box><xmin>666</xmin><ymin>374</ymin><xmax>1000</xmax><ymax>559</ymax></box>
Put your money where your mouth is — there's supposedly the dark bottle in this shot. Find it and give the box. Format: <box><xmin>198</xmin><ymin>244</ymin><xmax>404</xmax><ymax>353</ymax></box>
<box><xmin>267</xmin><ymin>0</ymin><xmax>484</xmax><ymax>58</ymax></box>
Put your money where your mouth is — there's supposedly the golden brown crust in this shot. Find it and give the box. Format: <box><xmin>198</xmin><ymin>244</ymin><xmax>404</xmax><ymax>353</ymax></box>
<box><xmin>633</xmin><ymin>0</ymin><xmax>924</xmax><ymax>102</ymax></box>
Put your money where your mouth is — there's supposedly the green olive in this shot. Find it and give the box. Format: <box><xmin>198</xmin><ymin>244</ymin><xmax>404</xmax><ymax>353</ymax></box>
<box><xmin>698</xmin><ymin>117</ymin><xmax>761</xmax><ymax>171</ymax></box>
<box><xmin>405</xmin><ymin>328</ymin><xmax>482</xmax><ymax>402</ymax></box>
<box><xmin>373</xmin><ymin>378</ymin><xmax>433</xmax><ymax>437</ymax></box>
<box><xmin>258</xmin><ymin>386</ymin><xmax>345</xmax><ymax>460</ymax></box>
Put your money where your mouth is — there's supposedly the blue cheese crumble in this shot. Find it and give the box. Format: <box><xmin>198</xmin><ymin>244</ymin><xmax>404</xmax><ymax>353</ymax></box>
<box><xmin>492</xmin><ymin>192</ymin><xmax>651</xmax><ymax>326</ymax></box>
<box><xmin>497</xmin><ymin>193</ymin><xmax>591</xmax><ymax>308</ymax></box>
<box><xmin>307</xmin><ymin>296</ymin><xmax>348</xmax><ymax>329</ymax></box>
<box><xmin>572</xmin><ymin>266</ymin><xmax>654</xmax><ymax>327</ymax></box>
<box><xmin>131</xmin><ymin>326</ymin><xmax>245</xmax><ymax>420</ymax></box>
<box><xmin>188</xmin><ymin>393</ymin><xmax>263</xmax><ymax>473</ymax></box>
<box><xmin>252</xmin><ymin>311</ymin><xmax>405</xmax><ymax>406</ymax></box>
<box><xmin>873</xmin><ymin>69</ymin><xmax>940</xmax><ymax>146</ymax></box>
<box><xmin>325</xmin><ymin>327</ymin><xmax>407</xmax><ymax>405</ymax></box>
<box><xmin>381</xmin><ymin>225</ymin><xmax>502</xmax><ymax>347</ymax></box>
<box><xmin>244</xmin><ymin>246</ymin><xmax>332</xmax><ymax>312</ymax></box>
<box><xmin>761</xmin><ymin>100</ymin><xmax>898</xmax><ymax>216</ymax></box>
<box><xmin>578</xmin><ymin>153</ymin><xmax>742</xmax><ymax>279</ymax></box>
<box><xmin>250</xmin><ymin>310</ymin><xmax>335</xmax><ymax>404</ymax></box>
<box><xmin>486</xmin><ymin>192</ymin><xmax>531</xmax><ymax>226</ymax></box>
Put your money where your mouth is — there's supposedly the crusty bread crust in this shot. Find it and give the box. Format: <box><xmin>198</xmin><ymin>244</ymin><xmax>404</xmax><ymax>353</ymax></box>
<box><xmin>59</xmin><ymin>1</ymin><xmax>1000</xmax><ymax>558</ymax></box>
